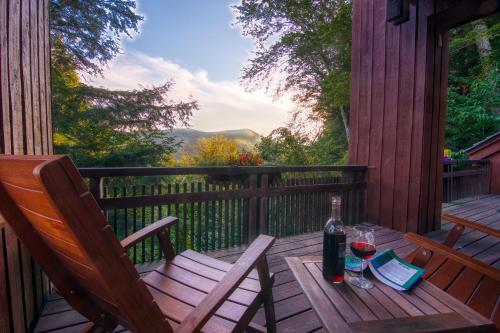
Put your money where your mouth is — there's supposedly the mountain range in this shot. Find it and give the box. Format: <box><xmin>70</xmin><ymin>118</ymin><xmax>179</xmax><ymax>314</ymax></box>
<box><xmin>168</xmin><ymin>128</ymin><xmax>261</xmax><ymax>156</ymax></box>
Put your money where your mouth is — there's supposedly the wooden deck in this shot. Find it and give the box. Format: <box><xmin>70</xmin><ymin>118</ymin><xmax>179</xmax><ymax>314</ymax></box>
<box><xmin>34</xmin><ymin>194</ymin><xmax>500</xmax><ymax>333</ymax></box>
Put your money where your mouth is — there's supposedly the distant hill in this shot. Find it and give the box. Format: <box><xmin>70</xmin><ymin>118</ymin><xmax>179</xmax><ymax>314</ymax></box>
<box><xmin>167</xmin><ymin>128</ymin><xmax>261</xmax><ymax>157</ymax></box>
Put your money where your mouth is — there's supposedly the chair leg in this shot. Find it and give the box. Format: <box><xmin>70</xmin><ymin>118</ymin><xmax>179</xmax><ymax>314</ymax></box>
<box><xmin>80</xmin><ymin>322</ymin><xmax>117</xmax><ymax>333</ymax></box>
<box><xmin>443</xmin><ymin>224</ymin><xmax>465</xmax><ymax>247</ymax></box>
<box><xmin>256</xmin><ymin>256</ymin><xmax>276</xmax><ymax>333</ymax></box>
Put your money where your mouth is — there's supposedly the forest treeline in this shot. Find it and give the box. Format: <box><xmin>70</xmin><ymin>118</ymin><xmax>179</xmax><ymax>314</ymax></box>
<box><xmin>51</xmin><ymin>1</ymin><xmax>499</xmax><ymax>167</ymax></box>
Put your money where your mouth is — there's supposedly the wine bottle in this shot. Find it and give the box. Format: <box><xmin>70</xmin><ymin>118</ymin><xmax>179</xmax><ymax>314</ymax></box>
<box><xmin>322</xmin><ymin>196</ymin><xmax>346</xmax><ymax>284</ymax></box>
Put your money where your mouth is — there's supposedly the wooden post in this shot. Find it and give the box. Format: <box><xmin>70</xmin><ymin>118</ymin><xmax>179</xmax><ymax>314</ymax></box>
<box><xmin>0</xmin><ymin>226</ymin><xmax>10</xmax><ymax>333</ymax></box>
<box><xmin>248</xmin><ymin>175</ymin><xmax>258</xmax><ymax>242</ymax></box>
<box><xmin>89</xmin><ymin>177</ymin><xmax>103</xmax><ymax>201</ymax></box>
<box><xmin>259</xmin><ymin>174</ymin><xmax>269</xmax><ymax>235</ymax></box>
<box><xmin>343</xmin><ymin>170</ymin><xmax>356</xmax><ymax>225</ymax></box>
<box><xmin>357</xmin><ymin>170</ymin><xmax>367</xmax><ymax>224</ymax></box>
<box><xmin>256</xmin><ymin>255</ymin><xmax>276</xmax><ymax>333</ymax></box>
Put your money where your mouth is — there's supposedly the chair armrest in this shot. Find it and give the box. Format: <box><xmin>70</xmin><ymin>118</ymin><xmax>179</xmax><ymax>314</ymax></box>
<box><xmin>175</xmin><ymin>235</ymin><xmax>275</xmax><ymax>333</ymax></box>
<box><xmin>442</xmin><ymin>214</ymin><xmax>500</xmax><ymax>238</ymax></box>
<box><xmin>121</xmin><ymin>216</ymin><xmax>178</xmax><ymax>251</ymax></box>
<box><xmin>404</xmin><ymin>232</ymin><xmax>500</xmax><ymax>281</ymax></box>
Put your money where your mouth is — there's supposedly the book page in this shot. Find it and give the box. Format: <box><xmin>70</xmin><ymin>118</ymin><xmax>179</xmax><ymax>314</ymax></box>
<box><xmin>377</xmin><ymin>258</ymin><xmax>418</xmax><ymax>286</ymax></box>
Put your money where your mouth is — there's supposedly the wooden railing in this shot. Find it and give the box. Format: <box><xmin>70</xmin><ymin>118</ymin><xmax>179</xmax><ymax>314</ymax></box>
<box><xmin>443</xmin><ymin>160</ymin><xmax>490</xmax><ymax>203</ymax></box>
<box><xmin>79</xmin><ymin>165</ymin><xmax>367</xmax><ymax>263</ymax></box>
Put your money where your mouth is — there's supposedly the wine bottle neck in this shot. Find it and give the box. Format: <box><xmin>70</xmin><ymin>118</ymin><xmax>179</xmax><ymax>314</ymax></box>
<box><xmin>331</xmin><ymin>196</ymin><xmax>341</xmax><ymax>220</ymax></box>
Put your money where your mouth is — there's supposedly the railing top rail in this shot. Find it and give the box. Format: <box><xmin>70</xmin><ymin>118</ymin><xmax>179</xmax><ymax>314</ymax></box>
<box><xmin>443</xmin><ymin>159</ymin><xmax>489</xmax><ymax>165</ymax></box>
<box><xmin>79</xmin><ymin>165</ymin><xmax>368</xmax><ymax>178</ymax></box>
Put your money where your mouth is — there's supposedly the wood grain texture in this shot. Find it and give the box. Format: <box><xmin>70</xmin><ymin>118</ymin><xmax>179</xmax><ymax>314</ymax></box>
<box><xmin>349</xmin><ymin>0</ymin><xmax>498</xmax><ymax>233</ymax></box>
<box><xmin>288</xmin><ymin>256</ymin><xmax>494</xmax><ymax>333</ymax></box>
<box><xmin>0</xmin><ymin>0</ymin><xmax>52</xmax><ymax>331</ymax></box>
<box><xmin>1</xmin><ymin>155</ymin><xmax>277</xmax><ymax>333</ymax></box>
<box><xmin>30</xmin><ymin>196</ymin><xmax>500</xmax><ymax>332</ymax></box>
<box><xmin>406</xmin><ymin>231</ymin><xmax>500</xmax><ymax>329</ymax></box>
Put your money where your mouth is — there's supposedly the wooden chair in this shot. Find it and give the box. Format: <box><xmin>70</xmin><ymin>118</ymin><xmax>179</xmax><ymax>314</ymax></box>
<box><xmin>404</xmin><ymin>232</ymin><xmax>500</xmax><ymax>330</ymax></box>
<box><xmin>404</xmin><ymin>214</ymin><xmax>499</xmax><ymax>260</ymax></box>
<box><xmin>440</xmin><ymin>214</ymin><xmax>500</xmax><ymax>248</ymax></box>
<box><xmin>0</xmin><ymin>155</ymin><xmax>276</xmax><ymax>333</ymax></box>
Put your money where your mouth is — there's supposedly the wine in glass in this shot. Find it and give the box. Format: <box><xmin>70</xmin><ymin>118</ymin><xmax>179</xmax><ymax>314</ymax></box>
<box><xmin>349</xmin><ymin>225</ymin><xmax>375</xmax><ymax>289</ymax></box>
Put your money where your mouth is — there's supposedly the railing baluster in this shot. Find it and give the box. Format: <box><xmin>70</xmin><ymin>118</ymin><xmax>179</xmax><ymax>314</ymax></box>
<box><xmin>217</xmin><ymin>181</ymin><xmax>222</xmax><ymax>250</ymax></box>
<box><xmin>259</xmin><ymin>174</ymin><xmax>269</xmax><ymax>235</ymax></box>
<box><xmin>167</xmin><ymin>183</ymin><xmax>172</xmax><ymax>254</ymax></box>
<box><xmin>224</xmin><ymin>181</ymin><xmax>229</xmax><ymax>249</ymax></box>
<box><xmin>150</xmin><ymin>184</ymin><xmax>155</xmax><ymax>262</ymax></box>
<box><xmin>113</xmin><ymin>187</ymin><xmax>118</xmax><ymax>233</ymax></box>
<box><xmin>132</xmin><ymin>186</ymin><xmax>137</xmax><ymax>264</ymax></box>
<box><xmin>122</xmin><ymin>187</ymin><xmax>128</xmax><ymax>242</ymax></box>
<box><xmin>141</xmin><ymin>185</ymin><xmax>146</xmax><ymax>263</ymax></box>
<box><xmin>204</xmin><ymin>182</ymin><xmax>209</xmax><ymax>251</ymax></box>
<box><xmin>190</xmin><ymin>182</ymin><xmax>195</xmax><ymax>251</ymax></box>
<box><xmin>248</xmin><ymin>175</ymin><xmax>258</xmax><ymax>241</ymax></box>
<box><xmin>157</xmin><ymin>184</ymin><xmax>163</xmax><ymax>260</ymax></box>
<box><xmin>197</xmin><ymin>182</ymin><xmax>202</xmax><ymax>252</ymax></box>
<box><xmin>174</xmin><ymin>183</ymin><xmax>180</xmax><ymax>253</ymax></box>
<box><xmin>182</xmin><ymin>182</ymin><xmax>187</xmax><ymax>252</ymax></box>
<box><xmin>238</xmin><ymin>180</ymin><xmax>244</xmax><ymax>246</ymax></box>
<box><xmin>78</xmin><ymin>166</ymin><xmax>373</xmax><ymax>260</ymax></box>
<box><xmin>231</xmin><ymin>181</ymin><xmax>236</xmax><ymax>247</ymax></box>
<box><xmin>211</xmin><ymin>182</ymin><xmax>216</xmax><ymax>251</ymax></box>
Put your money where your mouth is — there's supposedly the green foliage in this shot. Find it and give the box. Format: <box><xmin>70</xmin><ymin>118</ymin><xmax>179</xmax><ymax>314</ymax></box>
<box><xmin>449</xmin><ymin>14</ymin><xmax>500</xmax><ymax>77</ymax></box>
<box><xmin>233</xmin><ymin>0</ymin><xmax>352</xmax><ymax>142</ymax></box>
<box><xmin>50</xmin><ymin>1</ymin><xmax>198</xmax><ymax>167</ymax></box>
<box><xmin>182</xmin><ymin>135</ymin><xmax>240</xmax><ymax>166</ymax></box>
<box><xmin>50</xmin><ymin>0</ymin><xmax>143</xmax><ymax>75</ymax></box>
<box><xmin>446</xmin><ymin>15</ymin><xmax>500</xmax><ymax>151</ymax></box>
<box><xmin>256</xmin><ymin>128</ymin><xmax>314</xmax><ymax>165</ymax></box>
<box><xmin>310</xmin><ymin>113</ymin><xmax>349</xmax><ymax>164</ymax></box>
<box><xmin>446</xmin><ymin>72</ymin><xmax>499</xmax><ymax>151</ymax></box>
<box><xmin>52</xmin><ymin>59</ymin><xmax>197</xmax><ymax>167</ymax></box>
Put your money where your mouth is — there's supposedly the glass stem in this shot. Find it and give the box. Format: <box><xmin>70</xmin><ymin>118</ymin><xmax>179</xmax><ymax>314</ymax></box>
<box><xmin>360</xmin><ymin>259</ymin><xmax>364</xmax><ymax>281</ymax></box>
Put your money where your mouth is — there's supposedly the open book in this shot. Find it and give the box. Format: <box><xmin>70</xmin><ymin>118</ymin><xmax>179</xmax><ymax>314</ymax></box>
<box><xmin>368</xmin><ymin>249</ymin><xmax>425</xmax><ymax>290</ymax></box>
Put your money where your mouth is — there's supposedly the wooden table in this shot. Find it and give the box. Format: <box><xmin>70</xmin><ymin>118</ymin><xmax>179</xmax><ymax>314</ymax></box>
<box><xmin>286</xmin><ymin>256</ymin><xmax>495</xmax><ymax>333</ymax></box>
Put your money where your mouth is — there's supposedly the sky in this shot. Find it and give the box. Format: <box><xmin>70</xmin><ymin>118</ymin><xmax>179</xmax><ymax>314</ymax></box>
<box><xmin>88</xmin><ymin>0</ymin><xmax>294</xmax><ymax>135</ymax></box>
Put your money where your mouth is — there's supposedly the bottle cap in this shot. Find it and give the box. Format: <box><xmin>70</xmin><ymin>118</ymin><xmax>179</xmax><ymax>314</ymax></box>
<box><xmin>332</xmin><ymin>196</ymin><xmax>341</xmax><ymax>206</ymax></box>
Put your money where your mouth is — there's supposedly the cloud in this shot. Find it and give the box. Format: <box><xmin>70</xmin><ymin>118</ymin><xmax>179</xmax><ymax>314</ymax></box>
<box><xmin>85</xmin><ymin>50</ymin><xmax>295</xmax><ymax>135</ymax></box>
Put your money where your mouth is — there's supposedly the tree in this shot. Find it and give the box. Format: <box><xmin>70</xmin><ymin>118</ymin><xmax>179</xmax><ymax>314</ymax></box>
<box><xmin>50</xmin><ymin>0</ymin><xmax>143</xmax><ymax>75</ymax></box>
<box><xmin>310</xmin><ymin>113</ymin><xmax>349</xmax><ymax>164</ymax></box>
<box><xmin>256</xmin><ymin>128</ymin><xmax>314</xmax><ymax>165</ymax></box>
<box><xmin>446</xmin><ymin>73</ymin><xmax>499</xmax><ymax>151</ymax></box>
<box><xmin>187</xmin><ymin>136</ymin><xmax>240</xmax><ymax>166</ymax></box>
<box><xmin>233</xmin><ymin>0</ymin><xmax>352</xmax><ymax>142</ymax></box>
<box><xmin>52</xmin><ymin>52</ymin><xmax>197</xmax><ymax>167</ymax></box>
<box><xmin>446</xmin><ymin>15</ymin><xmax>500</xmax><ymax>152</ymax></box>
<box><xmin>50</xmin><ymin>1</ymin><xmax>199</xmax><ymax>167</ymax></box>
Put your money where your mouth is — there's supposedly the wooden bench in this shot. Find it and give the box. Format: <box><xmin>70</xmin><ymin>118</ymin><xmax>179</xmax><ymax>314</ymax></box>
<box><xmin>0</xmin><ymin>155</ymin><xmax>276</xmax><ymax>333</ymax></box>
<box><xmin>404</xmin><ymin>232</ymin><xmax>500</xmax><ymax>330</ymax></box>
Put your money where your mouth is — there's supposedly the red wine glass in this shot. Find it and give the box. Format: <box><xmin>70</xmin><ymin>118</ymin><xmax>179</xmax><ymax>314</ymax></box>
<box><xmin>350</xmin><ymin>225</ymin><xmax>375</xmax><ymax>289</ymax></box>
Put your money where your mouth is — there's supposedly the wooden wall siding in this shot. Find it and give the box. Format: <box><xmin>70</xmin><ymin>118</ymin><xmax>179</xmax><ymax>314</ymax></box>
<box><xmin>0</xmin><ymin>0</ymin><xmax>52</xmax><ymax>331</ymax></box>
<box><xmin>349</xmin><ymin>0</ymin><xmax>497</xmax><ymax>233</ymax></box>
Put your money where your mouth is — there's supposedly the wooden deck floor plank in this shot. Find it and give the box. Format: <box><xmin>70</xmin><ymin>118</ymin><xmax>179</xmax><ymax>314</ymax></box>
<box><xmin>460</xmin><ymin>235</ymin><xmax>500</xmax><ymax>258</ymax></box>
<box><xmin>275</xmin><ymin>309</ymin><xmax>323</xmax><ymax>333</ymax></box>
<box><xmin>33</xmin><ymin>195</ymin><xmax>500</xmax><ymax>333</ymax></box>
<box><xmin>34</xmin><ymin>310</ymin><xmax>88</xmax><ymax>333</ymax></box>
<box><xmin>272</xmin><ymin>281</ymin><xmax>303</xmax><ymax>302</ymax></box>
<box><xmin>472</xmin><ymin>241</ymin><xmax>500</xmax><ymax>265</ymax></box>
<box><xmin>444</xmin><ymin>196</ymin><xmax>500</xmax><ymax>217</ymax></box>
<box><xmin>254</xmin><ymin>293</ymin><xmax>313</xmax><ymax>325</ymax></box>
<box><xmin>442</xmin><ymin>196</ymin><xmax>499</xmax><ymax>216</ymax></box>
<box><xmin>41</xmin><ymin>299</ymin><xmax>72</xmax><ymax>316</ymax></box>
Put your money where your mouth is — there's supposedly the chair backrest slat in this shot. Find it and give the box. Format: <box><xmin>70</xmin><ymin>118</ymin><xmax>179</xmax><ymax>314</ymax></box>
<box><xmin>0</xmin><ymin>155</ymin><xmax>171</xmax><ymax>332</ymax></box>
